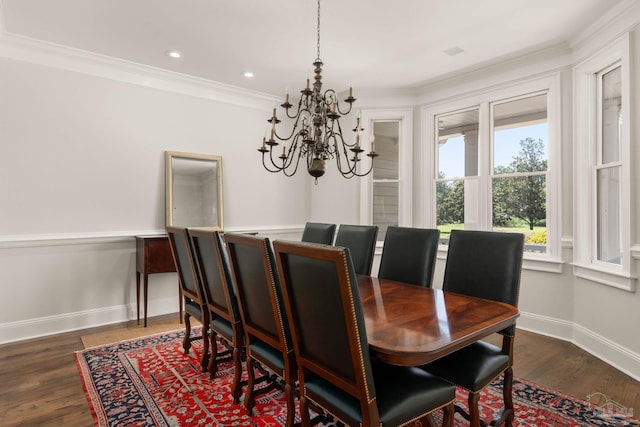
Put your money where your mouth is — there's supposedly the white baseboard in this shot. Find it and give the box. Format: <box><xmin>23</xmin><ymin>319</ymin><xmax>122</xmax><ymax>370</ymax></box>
<box><xmin>3</xmin><ymin>304</ymin><xmax>639</xmax><ymax>382</ymax></box>
<box><xmin>518</xmin><ymin>311</ymin><xmax>640</xmax><ymax>382</ymax></box>
<box><xmin>517</xmin><ymin>311</ymin><xmax>575</xmax><ymax>341</ymax></box>
<box><xmin>572</xmin><ymin>323</ymin><xmax>640</xmax><ymax>382</ymax></box>
<box><xmin>0</xmin><ymin>297</ymin><xmax>178</xmax><ymax>344</ymax></box>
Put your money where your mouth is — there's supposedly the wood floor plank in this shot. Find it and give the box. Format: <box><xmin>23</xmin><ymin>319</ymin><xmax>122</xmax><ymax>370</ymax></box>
<box><xmin>0</xmin><ymin>315</ymin><xmax>638</xmax><ymax>426</ymax></box>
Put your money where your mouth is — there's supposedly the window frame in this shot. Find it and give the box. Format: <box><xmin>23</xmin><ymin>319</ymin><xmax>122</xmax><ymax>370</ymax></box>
<box><xmin>573</xmin><ymin>32</ymin><xmax>636</xmax><ymax>292</ymax></box>
<box><xmin>423</xmin><ymin>74</ymin><xmax>562</xmax><ymax>273</ymax></box>
<box><xmin>359</xmin><ymin>109</ymin><xmax>413</xmax><ymax>241</ymax></box>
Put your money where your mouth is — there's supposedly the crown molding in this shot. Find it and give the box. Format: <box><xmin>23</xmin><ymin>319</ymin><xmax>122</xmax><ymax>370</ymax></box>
<box><xmin>0</xmin><ymin>32</ymin><xmax>277</xmax><ymax>111</ymax></box>
<box><xmin>570</xmin><ymin>0</ymin><xmax>640</xmax><ymax>53</ymax></box>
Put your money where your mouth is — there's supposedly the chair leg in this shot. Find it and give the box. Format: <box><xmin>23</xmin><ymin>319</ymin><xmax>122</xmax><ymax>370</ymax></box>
<box><xmin>503</xmin><ymin>367</ymin><xmax>515</xmax><ymax>427</ymax></box>
<box><xmin>207</xmin><ymin>332</ymin><xmax>219</xmax><ymax>378</ymax></box>
<box><xmin>442</xmin><ymin>402</ymin><xmax>455</xmax><ymax>427</ymax></box>
<box><xmin>182</xmin><ymin>312</ymin><xmax>192</xmax><ymax>354</ymax></box>
<box><xmin>231</xmin><ymin>346</ymin><xmax>243</xmax><ymax>404</ymax></box>
<box><xmin>300</xmin><ymin>396</ymin><xmax>312</xmax><ymax>427</ymax></box>
<box><xmin>468</xmin><ymin>391</ymin><xmax>481</xmax><ymax>427</ymax></box>
<box><xmin>490</xmin><ymin>369</ymin><xmax>515</xmax><ymax>427</ymax></box>
<box><xmin>200</xmin><ymin>324</ymin><xmax>209</xmax><ymax>372</ymax></box>
<box><xmin>244</xmin><ymin>357</ymin><xmax>257</xmax><ymax>415</ymax></box>
<box><xmin>284</xmin><ymin>381</ymin><xmax>295</xmax><ymax>427</ymax></box>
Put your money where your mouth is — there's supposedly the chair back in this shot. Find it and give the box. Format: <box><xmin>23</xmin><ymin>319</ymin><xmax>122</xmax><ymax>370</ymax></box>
<box><xmin>378</xmin><ymin>226</ymin><xmax>440</xmax><ymax>287</ymax></box>
<box><xmin>334</xmin><ymin>224</ymin><xmax>378</xmax><ymax>275</ymax></box>
<box><xmin>273</xmin><ymin>240</ymin><xmax>377</xmax><ymax>424</ymax></box>
<box><xmin>188</xmin><ymin>229</ymin><xmax>240</xmax><ymax>327</ymax></box>
<box><xmin>166</xmin><ymin>226</ymin><xmax>205</xmax><ymax>305</ymax></box>
<box><xmin>301</xmin><ymin>222</ymin><xmax>336</xmax><ymax>245</ymax></box>
<box><xmin>224</xmin><ymin>233</ymin><xmax>292</xmax><ymax>354</ymax></box>
<box><xmin>443</xmin><ymin>230</ymin><xmax>524</xmax><ymax>335</ymax></box>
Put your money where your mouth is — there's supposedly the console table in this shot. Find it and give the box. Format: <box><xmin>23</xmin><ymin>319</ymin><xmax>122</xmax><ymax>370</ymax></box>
<box><xmin>135</xmin><ymin>235</ymin><xmax>179</xmax><ymax>327</ymax></box>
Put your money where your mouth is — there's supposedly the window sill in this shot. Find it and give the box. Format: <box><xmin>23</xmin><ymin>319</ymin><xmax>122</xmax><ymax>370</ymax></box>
<box><xmin>572</xmin><ymin>263</ymin><xmax>637</xmax><ymax>292</ymax></box>
<box><xmin>523</xmin><ymin>257</ymin><xmax>564</xmax><ymax>273</ymax></box>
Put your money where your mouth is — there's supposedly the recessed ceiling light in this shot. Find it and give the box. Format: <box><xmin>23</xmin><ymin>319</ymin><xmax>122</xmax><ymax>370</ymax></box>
<box><xmin>443</xmin><ymin>46</ymin><xmax>464</xmax><ymax>56</ymax></box>
<box><xmin>166</xmin><ymin>50</ymin><xmax>183</xmax><ymax>59</ymax></box>
<box><xmin>243</xmin><ymin>71</ymin><xmax>255</xmax><ymax>78</ymax></box>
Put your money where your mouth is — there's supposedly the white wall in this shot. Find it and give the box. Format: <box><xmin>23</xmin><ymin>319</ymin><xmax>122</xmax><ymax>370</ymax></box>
<box><xmin>0</xmin><ymin>37</ymin><xmax>310</xmax><ymax>342</ymax></box>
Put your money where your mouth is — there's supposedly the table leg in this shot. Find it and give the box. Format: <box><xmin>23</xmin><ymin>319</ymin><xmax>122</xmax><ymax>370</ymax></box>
<box><xmin>143</xmin><ymin>273</ymin><xmax>149</xmax><ymax>327</ymax></box>
<box><xmin>136</xmin><ymin>272</ymin><xmax>141</xmax><ymax>325</ymax></box>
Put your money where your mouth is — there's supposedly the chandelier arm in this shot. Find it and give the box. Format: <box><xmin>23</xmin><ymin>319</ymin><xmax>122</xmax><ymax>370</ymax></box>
<box><xmin>333</xmin><ymin>138</ymin><xmax>357</xmax><ymax>176</ymax></box>
<box><xmin>283</xmin><ymin>96</ymin><xmax>307</xmax><ymax>120</ymax></box>
<box><xmin>338</xmin><ymin>168</ymin><xmax>358</xmax><ymax>179</ymax></box>
<box><xmin>335</xmin><ymin>153</ymin><xmax>357</xmax><ymax>178</ymax></box>
<box><xmin>274</xmin><ymin>138</ymin><xmax>302</xmax><ymax>171</ymax></box>
<box><xmin>333</xmin><ymin>137</ymin><xmax>376</xmax><ymax>178</ymax></box>
<box><xmin>262</xmin><ymin>139</ymin><xmax>304</xmax><ymax>175</ymax></box>
<box><xmin>348</xmin><ymin>160</ymin><xmax>375</xmax><ymax>177</ymax></box>
<box><xmin>281</xmin><ymin>145</ymin><xmax>305</xmax><ymax>177</ymax></box>
<box><xmin>323</xmin><ymin>88</ymin><xmax>354</xmax><ymax>116</ymax></box>
<box><xmin>335</xmin><ymin>151</ymin><xmax>376</xmax><ymax>179</ymax></box>
<box><xmin>267</xmin><ymin>143</ymin><xmax>287</xmax><ymax>170</ymax></box>
<box><xmin>333</xmin><ymin>120</ymin><xmax>358</xmax><ymax>149</ymax></box>
<box><xmin>274</xmin><ymin>109</ymin><xmax>313</xmax><ymax>143</ymax></box>
<box><xmin>261</xmin><ymin>152</ymin><xmax>286</xmax><ymax>173</ymax></box>
<box><xmin>336</xmin><ymin>100</ymin><xmax>354</xmax><ymax>116</ymax></box>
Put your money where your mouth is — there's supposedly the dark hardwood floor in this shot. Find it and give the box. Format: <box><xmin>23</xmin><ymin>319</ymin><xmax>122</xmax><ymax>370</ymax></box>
<box><xmin>0</xmin><ymin>316</ymin><xmax>638</xmax><ymax>426</ymax></box>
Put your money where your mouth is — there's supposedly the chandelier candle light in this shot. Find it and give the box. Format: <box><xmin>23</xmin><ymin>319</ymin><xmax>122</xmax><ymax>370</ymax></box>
<box><xmin>258</xmin><ymin>0</ymin><xmax>378</xmax><ymax>183</ymax></box>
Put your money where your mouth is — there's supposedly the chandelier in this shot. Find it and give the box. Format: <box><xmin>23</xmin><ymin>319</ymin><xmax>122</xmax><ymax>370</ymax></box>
<box><xmin>258</xmin><ymin>0</ymin><xmax>378</xmax><ymax>183</ymax></box>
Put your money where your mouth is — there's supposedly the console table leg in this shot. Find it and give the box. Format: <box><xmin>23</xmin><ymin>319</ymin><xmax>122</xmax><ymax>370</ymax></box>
<box><xmin>136</xmin><ymin>272</ymin><xmax>141</xmax><ymax>325</ymax></box>
<box><xmin>143</xmin><ymin>273</ymin><xmax>149</xmax><ymax>327</ymax></box>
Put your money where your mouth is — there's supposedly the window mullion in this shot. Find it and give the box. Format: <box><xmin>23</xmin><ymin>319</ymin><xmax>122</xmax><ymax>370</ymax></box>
<box><xmin>478</xmin><ymin>102</ymin><xmax>492</xmax><ymax>230</ymax></box>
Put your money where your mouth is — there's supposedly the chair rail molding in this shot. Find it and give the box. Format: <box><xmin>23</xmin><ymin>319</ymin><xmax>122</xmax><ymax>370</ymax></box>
<box><xmin>0</xmin><ymin>225</ymin><xmax>305</xmax><ymax>249</ymax></box>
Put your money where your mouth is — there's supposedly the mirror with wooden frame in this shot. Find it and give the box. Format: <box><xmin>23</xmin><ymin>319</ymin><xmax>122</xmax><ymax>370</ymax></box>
<box><xmin>165</xmin><ymin>151</ymin><xmax>223</xmax><ymax>229</ymax></box>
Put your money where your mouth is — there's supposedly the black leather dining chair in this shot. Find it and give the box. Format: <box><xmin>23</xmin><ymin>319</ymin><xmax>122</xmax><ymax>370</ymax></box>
<box><xmin>224</xmin><ymin>233</ymin><xmax>296</xmax><ymax>427</ymax></box>
<box><xmin>421</xmin><ymin>229</ymin><xmax>524</xmax><ymax>427</ymax></box>
<box><xmin>301</xmin><ymin>222</ymin><xmax>336</xmax><ymax>245</ymax></box>
<box><xmin>188</xmin><ymin>228</ymin><xmax>244</xmax><ymax>404</ymax></box>
<box><xmin>273</xmin><ymin>240</ymin><xmax>456</xmax><ymax>427</ymax></box>
<box><xmin>166</xmin><ymin>226</ymin><xmax>210</xmax><ymax>372</ymax></box>
<box><xmin>333</xmin><ymin>224</ymin><xmax>378</xmax><ymax>275</ymax></box>
<box><xmin>377</xmin><ymin>226</ymin><xmax>440</xmax><ymax>287</ymax></box>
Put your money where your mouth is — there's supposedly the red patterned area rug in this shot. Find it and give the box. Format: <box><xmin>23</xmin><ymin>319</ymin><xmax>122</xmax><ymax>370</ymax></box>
<box><xmin>75</xmin><ymin>328</ymin><xmax>639</xmax><ymax>427</ymax></box>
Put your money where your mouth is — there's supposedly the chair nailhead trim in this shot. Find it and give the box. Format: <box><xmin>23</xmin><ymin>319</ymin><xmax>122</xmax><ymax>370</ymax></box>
<box><xmin>340</xmin><ymin>252</ymin><xmax>373</xmax><ymax>402</ymax></box>
<box><xmin>263</xmin><ymin>240</ymin><xmax>291</xmax><ymax>353</ymax></box>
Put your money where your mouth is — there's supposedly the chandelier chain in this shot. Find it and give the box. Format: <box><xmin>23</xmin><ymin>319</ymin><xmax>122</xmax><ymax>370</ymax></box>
<box><xmin>316</xmin><ymin>0</ymin><xmax>321</xmax><ymax>60</ymax></box>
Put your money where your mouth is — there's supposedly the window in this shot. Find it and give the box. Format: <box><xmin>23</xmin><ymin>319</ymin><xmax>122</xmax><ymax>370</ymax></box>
<box><xmin>574</xmin><ymin>33</ymin><xmax>635</xmax><ymax>291</ymax></box>
<box><xmin>436</xmin><ymin>108</ymin><xmax>479</xmax><ymax>236</ymax></box>
<box><xmin>596</xmin><ymin>65</ymin><xmax>622</xmax><ymax>264</ymax></box>
<box><xmin>372</xmin><ymin>121</ymin><xmax>399</xmax><ymax>241</ymax></box>
<box><xmin>427</xmin><ymin>75</ymin><xmax>560</xmax><ymax>270</ymax></box>
<box><xmin>435</xmin><ymin>93</ymin><xmax>550</xmax><ymax>252</ymax></box>
<box><xmin>360</xmin><ymin>109</ymin><xmax>413</xmax><ymax>241</ymax></box>
<box><xmin>492</xmin><ymin>94</ymin><xmax>548</xmax><ymax>253</ymax></box>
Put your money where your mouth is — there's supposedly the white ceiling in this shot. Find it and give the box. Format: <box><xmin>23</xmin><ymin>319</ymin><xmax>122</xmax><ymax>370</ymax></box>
<box><xmin>0</xmin><ymin>0</ymin><xmax>622</xmax><ymax>97</ymax></box>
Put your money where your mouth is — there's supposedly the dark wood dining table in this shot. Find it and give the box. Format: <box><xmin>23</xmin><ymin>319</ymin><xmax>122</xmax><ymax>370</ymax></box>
<box><xmin>357</xmin><ymin>274</ymin><xmax>519</xmax><ymax>367</ymax></box>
